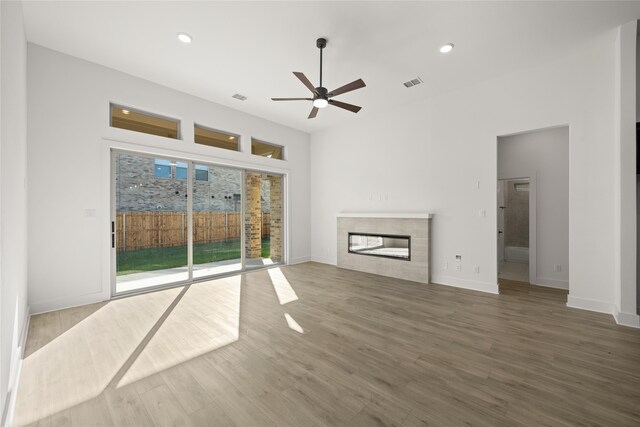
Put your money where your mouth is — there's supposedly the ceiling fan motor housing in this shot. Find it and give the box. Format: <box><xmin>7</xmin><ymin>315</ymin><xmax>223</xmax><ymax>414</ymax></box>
<box><xmin>314</xmin><ymin>86</ymin><xmax>328</xmax><ymax>100</ymax></box>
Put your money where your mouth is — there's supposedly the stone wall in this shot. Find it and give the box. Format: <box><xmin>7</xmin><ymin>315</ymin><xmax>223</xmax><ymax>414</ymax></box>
<box><xmin>115</xmin><ymin>153</ymin><xmax>270</xmax><ymax>212</ymax></box>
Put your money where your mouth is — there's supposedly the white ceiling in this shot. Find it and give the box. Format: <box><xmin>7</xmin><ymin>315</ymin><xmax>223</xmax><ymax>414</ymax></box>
<box><xmin>21</xmin><ymin>1</ymin><xmax>640</xmax><ymax>134</ymax></box>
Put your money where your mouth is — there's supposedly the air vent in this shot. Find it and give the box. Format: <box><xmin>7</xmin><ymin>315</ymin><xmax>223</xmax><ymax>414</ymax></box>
<box><xmin>403</xmin><ymin>77</ymin><xmax>423</xmax><ymax>88</ymax></box>
<box><xmin>232</xmin><ymin>93</ymin><xmax>247</xmax><ymax>101</ymax></box>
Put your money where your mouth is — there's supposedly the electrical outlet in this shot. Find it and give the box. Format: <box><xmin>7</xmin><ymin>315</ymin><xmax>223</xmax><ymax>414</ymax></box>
<box><xmin>473</xmin><ymin>265</ymin><xmax>480</xmax><ymax>273</ymax></box>
<box><xmin>554</xmin><ymin>264</ymin><xmax>562</xmax><ymax>272</ymax></box>
<box><xmin>455</xmin><ymin>265</ymin><xmax>462</xmax><ymax>272</ymax></box>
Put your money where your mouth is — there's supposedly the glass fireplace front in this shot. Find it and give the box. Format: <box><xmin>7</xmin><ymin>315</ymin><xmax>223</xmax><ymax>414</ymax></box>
<box><xmin>348</xmin><ymin>232</ymin><xmax>410</xmax><ymax>261</ymax></box>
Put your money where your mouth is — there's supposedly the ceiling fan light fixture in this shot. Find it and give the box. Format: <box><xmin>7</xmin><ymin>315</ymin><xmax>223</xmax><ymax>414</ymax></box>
<box><xmin>313</xmin><ymin>98</ymin><xmax>329</xmax><ymax>109</ymax></box>
<box><xmin>440</xmin><ymin>43</ymin><xmax>454</xmax><ymax>53</ymax></box>
<box><xmin>177</xmin><ymin>32</ymin><xmax>192</xmax><ymax>44</ymax></box>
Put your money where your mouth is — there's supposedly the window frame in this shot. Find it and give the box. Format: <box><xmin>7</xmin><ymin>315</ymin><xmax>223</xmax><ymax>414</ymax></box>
<box><xmin>251</xmin><ymin>138</ymin><xmax>285</xmax><ymax>160</ymax></box>
<box><xmin>110</xmin><ymin>103</ymin><xmax>181</xmax><ymax>140</ymax></box>
<box><xmin>194</xmin><ymin>123</ymin><xmax>241</xmax><ymax>152</ymax></box>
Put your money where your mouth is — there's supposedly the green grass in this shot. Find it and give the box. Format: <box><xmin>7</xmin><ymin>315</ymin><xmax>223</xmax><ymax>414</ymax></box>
<box><xmin>117</xmin><ymin>238</ymin><xmax>270</xmax><ymax>275</ymax></box>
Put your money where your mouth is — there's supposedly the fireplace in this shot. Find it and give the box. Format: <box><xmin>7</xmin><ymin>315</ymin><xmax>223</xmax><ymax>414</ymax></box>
<box><xmin>337</xmin><ymin>213</ymin><xmax>432</xmax><ymax>284</ymax></box>
<box><xmin>348</xmin><ymin>233</ymin><xmax>410</xmax><ymax>261</ymax></box>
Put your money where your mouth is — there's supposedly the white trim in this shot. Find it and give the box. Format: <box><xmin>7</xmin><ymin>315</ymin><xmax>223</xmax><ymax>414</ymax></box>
<box><xmin>431</xmin><ymin>275</ymin><xmax>500</xmax><ymax>294</ymax></box>
<box><xmin>336</xmin><ymin>213</ymin><xmax>433</xmax><ymax>219</ymax></box>
<box><xmin>3</xmin><ymin>306</ymin><xmax>30</xmax><ymax>427</ymax></box>
<box><xmin>533</xmin><ymin>277</ymin><xmax>569</xmax><ymax>290</ymax></box>
<box><xmin>104</xmin><ymin>138</ymin><xmax>292</xmax><ymax>177</ymax></box>
<box><xmin>566</xmin><ymin>295</ymin><xmax>614</xmax><ymax>314</ymax></box>
<box><xmin>613</xmin><ymin>308</ymin><xmax>640</xmax><ymax>328</ymax></box>
<box><xmin>529</xmin><ymin>174</ymin><xmax>538</xmax><ymax>285</ymax></box>
<box><xmin>289</xmin><ymin>256</ymin><xmax>311</xmax><ymax>265</ymax></box>
<box><xmin>29</xmin><ymin>291</ymin><xmax>106</xmax><ymax>315</ymax></box>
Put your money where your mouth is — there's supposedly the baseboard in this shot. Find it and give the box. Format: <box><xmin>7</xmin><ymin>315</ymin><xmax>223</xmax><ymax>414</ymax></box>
<box><xmin>289</xmin><ymin>256</ymin><xmax>311</xmax><ymax>265</ymax></box>
<box><xmin>2</xmin><ymin>306</ymin><xmax>30</xmax><ymax>427</ymax></box>
<box><xmin>309</xmin><ymin>256</ymin><xmax>336</xmax><ymax>266</ymax></box>
<box><xmin>533</xmin><ymin>277</ymin><xmax>569</xmax><ymax>290</ymax></box>
<box><xmin>566</xmin><ymin>295</ymin><xmax>614</xmax><ymax>314</ymax></box>
<box><xmin>431</xmin><ymin>275</ymin><xmax>500</xmax><ymax>295</ymax></box>
<box><xmin>30</xmin><ymin>291</ymin><xmax>107</xmax><ymax>315</ymax></box>
<box><xmin>613</xmin><ymin>308</ymin><xmax>640</xmax><ymax>328</ymax></box>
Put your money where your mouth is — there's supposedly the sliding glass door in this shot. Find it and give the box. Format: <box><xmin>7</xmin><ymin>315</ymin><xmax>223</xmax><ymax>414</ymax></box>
<box><xmin>192</xmin><ymin>165</ymin><xmax>243</xmax><ymax>278</ymax></box>
<box><xmin>112</xmin><ymin>150</ymin><xmax>284</xmax><ymax>296</ymax></box>
<box><xmin>114</xmin><ymin>152</ymin><xmax>189</xmax><ymax>294</ymax></box>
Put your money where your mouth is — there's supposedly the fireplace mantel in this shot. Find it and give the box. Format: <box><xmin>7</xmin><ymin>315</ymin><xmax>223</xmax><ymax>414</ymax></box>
<box><xmin>337</xmin><ymin>215</ymin><xmax>432</xmax><ymax>284</ymax></box>
<box><xmin>337</xmin><ymin>213</ymin><xmax>433</xmax><ymax>219</ymax></box>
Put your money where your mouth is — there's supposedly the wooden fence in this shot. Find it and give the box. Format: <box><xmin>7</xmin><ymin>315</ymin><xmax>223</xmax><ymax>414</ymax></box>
<box><xmin>116</xmin><ymin>211</ymin><xmax>270</xmax><ymax>252</ymax></box>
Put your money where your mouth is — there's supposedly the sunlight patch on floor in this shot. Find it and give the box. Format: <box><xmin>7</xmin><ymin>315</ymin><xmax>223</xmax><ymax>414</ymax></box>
<box><xmin>284</xmin><ymin>313</ymin><xmax>304</xmax><ymax>334</ymax></box>
<box><xmin>13</xmin><ymin>287</ymin><xmax>182</xmax><ymax>425</ymax></box>
<box><xmin>268</xmin><ymin>267</ymin><xmax>298</xmax><ymax>305</ymax></box>
<box><xmin>118</xmin><ymin>275</ymin><xmax>241</xmax><ymax>388</ymax></box>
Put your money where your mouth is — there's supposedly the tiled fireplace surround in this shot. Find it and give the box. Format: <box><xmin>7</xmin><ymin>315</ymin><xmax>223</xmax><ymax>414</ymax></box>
<box><xmin>337</xmin><ymin>214</ymin><xmax>432</xmax><ymax>284</ymax></box>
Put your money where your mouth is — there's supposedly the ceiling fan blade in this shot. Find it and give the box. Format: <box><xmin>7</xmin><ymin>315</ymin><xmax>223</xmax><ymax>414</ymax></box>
<box><xmin>271</xmin><ymin>97</ymin><xmax>313</xmax><ymax>101</ymax></box>
<box><xmin>328</xmin><ymin>79</ymin><xmax>366</xmax><ymax>97</ymax></box>
<box><xmin>329</xmin><ymin>99</ymin><xmax>361</xmax><ymax>113</ymax></box>
<box><xmin>293</xmin><ymin>72</ymin><xmax>319</xmax><ymax>95</ymax></box>
<box><xmin>308</xmin><ymin>107</ymin><xmax>319</xmax><ymax>119</ymax></box>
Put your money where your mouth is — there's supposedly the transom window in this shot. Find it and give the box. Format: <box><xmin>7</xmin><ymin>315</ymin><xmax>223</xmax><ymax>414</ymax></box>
<box><xmin>195</xmin><ymin>124</ymin><xmax>239</xmax><ymax>152</ymax></box>
<box><xmin>251</xmin><ymin>138</ymin><xmax>284</xmax><ymax>160</ymax></box>
<box><xmin>110</xmin><ymin>104</ymin><xmax>180</xmax><ymax>139</ymax></box>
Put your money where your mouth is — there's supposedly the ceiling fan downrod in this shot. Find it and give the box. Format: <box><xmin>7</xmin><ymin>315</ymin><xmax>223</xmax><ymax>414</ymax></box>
<box><xmin>317</xmin><ymin>37</ymin><xmax>326</xmax><ymax>89</ymax></box>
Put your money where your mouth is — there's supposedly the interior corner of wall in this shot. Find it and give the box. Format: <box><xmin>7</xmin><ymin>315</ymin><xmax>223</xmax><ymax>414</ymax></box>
<box><xmin>613</xmin><ymin>305</ymin><xmax>640</xmax><ymax>328</ymax></box>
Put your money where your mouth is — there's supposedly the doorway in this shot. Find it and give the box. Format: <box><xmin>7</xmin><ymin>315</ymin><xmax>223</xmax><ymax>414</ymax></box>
<box><xmin>497</xmin><ymin>125</ymin><xmax>569</xmax><ymax>291</ymax></box>
<box><xmin>497</xmin><ymin>178</ymin><xmax>530</xmax><ymax>283</ymax></box>
<box><xmin>111</xmin><ymin>150</ymin><xmax>285</xmax><ymax>296</ymax></box>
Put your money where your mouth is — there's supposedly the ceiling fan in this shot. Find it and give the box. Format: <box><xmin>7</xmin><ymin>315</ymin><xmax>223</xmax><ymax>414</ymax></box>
<box><xmin>271</xmin><ymin>38</ymin><xmax>366</xmax><ymax>119</ymax></box>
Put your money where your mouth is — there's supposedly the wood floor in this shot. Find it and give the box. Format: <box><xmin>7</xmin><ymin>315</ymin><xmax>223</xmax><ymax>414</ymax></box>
<box><xmin>14</xmin><ymin>263</ymin><xmax>640</xmax><ymax>426</ymax></box>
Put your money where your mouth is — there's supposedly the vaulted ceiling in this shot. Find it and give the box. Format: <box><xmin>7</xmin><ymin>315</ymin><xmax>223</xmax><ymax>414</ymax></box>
<box><xmin>22</xmin><ymin>1</ymin><xmax>640</xmax><ymax>133</ymax></box>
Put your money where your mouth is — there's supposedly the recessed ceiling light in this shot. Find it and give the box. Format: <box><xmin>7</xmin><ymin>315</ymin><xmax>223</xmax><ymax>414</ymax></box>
<box><xmin>177</xmin><ymin>32</ymin><xmax>192</xmax><ymax>44</ymax></box>
<box><xmin>121</xmin><ymin>109</ymin><xmax>130</xmax><ymax>115</ymax></box>
<box><xmin>440</xmin><ymin>43</ymin><xmax>454</xmax><ymax>54</ymax></box>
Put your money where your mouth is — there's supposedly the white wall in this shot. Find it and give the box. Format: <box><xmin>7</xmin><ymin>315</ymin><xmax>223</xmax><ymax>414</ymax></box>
<box><xmin>498</xmin><ymin>127</ymin><xmax>569</xmax><ymax>289</ymax></box>
<box><xmin>0</xmin><ymin>0</ymin><xmax>29</xmax><ymax>422</ymax></box>
<box><xmin>311</xmin><ymin>29</ymin><xmax>620</xmax><ymax>310</ymax></box>
<box><xmin>613</xmin><ymin>20</ymin><xmax>638</xmax><ymax>327</ymax></box>
<box><xmin>27</xmin><ymin>44</ymin><xmax>310</xmax><ymax>314</ymax></box>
